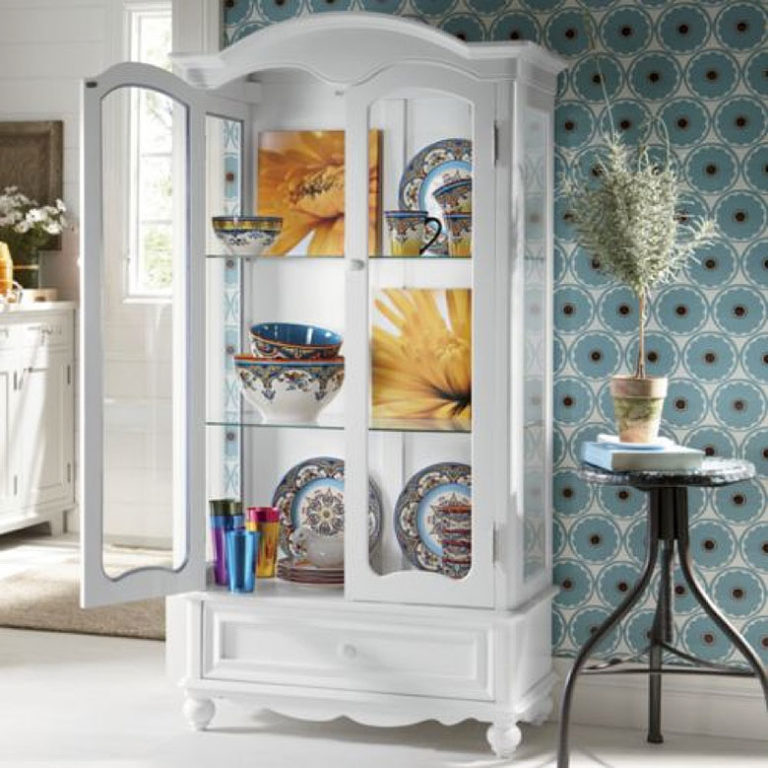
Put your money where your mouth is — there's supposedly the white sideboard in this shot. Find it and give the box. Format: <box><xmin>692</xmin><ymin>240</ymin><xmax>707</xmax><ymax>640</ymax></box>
<box><xmin>0</xmin><ymin>302</ymin><xmax>75</xmax><ymax>536</ymax></box>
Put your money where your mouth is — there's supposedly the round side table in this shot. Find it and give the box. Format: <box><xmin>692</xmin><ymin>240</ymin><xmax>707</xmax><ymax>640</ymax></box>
<box><xmin>557</xmin><ymin>458</ymin><xmax>768</xmax><ymax>768</ymax></box>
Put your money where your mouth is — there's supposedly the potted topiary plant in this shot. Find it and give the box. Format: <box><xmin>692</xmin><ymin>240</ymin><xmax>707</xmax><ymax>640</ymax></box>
<box><xmin>563</xmin><ymin>134</ymin><xmax>715</xmax><ymax>443</ymax></box>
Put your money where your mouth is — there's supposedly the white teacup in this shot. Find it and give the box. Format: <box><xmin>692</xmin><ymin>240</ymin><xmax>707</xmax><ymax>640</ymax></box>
<box><xmin>290</xmin><ymin>528</ymin><xmax>344</xmax><ymax>568</ymax></box>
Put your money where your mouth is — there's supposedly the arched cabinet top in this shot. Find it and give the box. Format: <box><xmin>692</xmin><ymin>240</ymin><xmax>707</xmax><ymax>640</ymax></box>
<box><xmin>171</xmin><ymin>13</ymin><xmax>565</xmax><ymax>93</ymax></box>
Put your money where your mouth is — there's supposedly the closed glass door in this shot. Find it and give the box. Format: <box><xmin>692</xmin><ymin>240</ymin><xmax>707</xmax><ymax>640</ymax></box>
<box><xmin>344</xmin><ymin>64</ymin><xmax>498</xmax><ymax>607</ymax></box>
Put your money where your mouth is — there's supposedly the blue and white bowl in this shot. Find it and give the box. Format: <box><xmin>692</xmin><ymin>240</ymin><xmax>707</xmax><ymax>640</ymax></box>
<box><xmin>234</xmin><ymin>355</ymin><xmax>344</xmax><ymax>422</ymax></box>
<box><xmin>249</xmin><ymin>322</ymin><xmax>342</xmax><ymax>360</ymax></box>
<box><xmin>212</xmin><ymin>216</ymin><xmax>283</xmax><ymax>256</ymax></box>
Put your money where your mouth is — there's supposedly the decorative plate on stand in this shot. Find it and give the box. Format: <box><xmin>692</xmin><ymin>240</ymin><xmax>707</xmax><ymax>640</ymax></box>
<box><xmin>272</xmin><ymin>456</ymin><xmax>383</xmax><ymax>557</ymax></box>
<box><xmin>398</xmin><ymin>138</ymin><xmax>472</xmax><ymax>256</ymax></box>
<box><xmin>394</xmin><ymin>462</ymin><xmax>472</xmax><ymax>571</ymax></box>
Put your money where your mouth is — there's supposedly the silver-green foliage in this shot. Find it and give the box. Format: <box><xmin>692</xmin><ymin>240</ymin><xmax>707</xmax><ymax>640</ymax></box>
<box><xmin>563</xmin><ymin>133</ymin><xmax>715</xmax><ymax>378</ymax></box>
<box><xmin>563</xmin><ymin>135</ymin><xmax>715</xmax><ymax>297</ymax></box>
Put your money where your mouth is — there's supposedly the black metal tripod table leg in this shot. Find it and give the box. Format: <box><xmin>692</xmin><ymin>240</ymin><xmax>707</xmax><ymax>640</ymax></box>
<box><xmin>648</xmin><ymin>487</ymin><xmax>676</xmax><ymax>744</ymax></box>
<box><xmin>556</xmin><ymin>500</ymin><xmax>661</xmax><ymax>768</ymax></box>
<box><xmin>674</xmin><ymin>493</ymin><xmax>768</xmax><ymax>709</ymax></box>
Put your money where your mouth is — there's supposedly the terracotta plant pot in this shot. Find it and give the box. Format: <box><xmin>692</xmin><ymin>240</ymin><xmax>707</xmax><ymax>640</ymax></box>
<box><xmin>610</xmin><ymin>375</ymin><xmax>668</xmax><ymax>443</ymax></box>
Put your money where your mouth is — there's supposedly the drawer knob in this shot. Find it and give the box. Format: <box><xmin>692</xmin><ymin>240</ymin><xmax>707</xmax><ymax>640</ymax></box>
<box><xmin>339</xmin><ymin>643</ymin><xmax>357</xmax><ymax>660</ymax></box>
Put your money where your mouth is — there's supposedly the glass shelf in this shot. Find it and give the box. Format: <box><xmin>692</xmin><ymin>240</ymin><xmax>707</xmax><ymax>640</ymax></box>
<box><xmin>206</xmin><ymin>412</ymin><xmax>471</xmax><ymax>434</ymax></box>
<box><xmin>205</xmin><ymin>253</ymin><xmax>471</xmax><ymax>261</ymax></box>
<box><xmin>207</xmin><ymin>412</ymin><xmax>343</xmax><ymax>430</ymax></box>
<box><xmin>205</xmin><ymin>253</ymin><xmax>344</xmax><ymax>260</ymax></box>
<box><xmin>370</xmin><ymin>255</ymin><xmax>471</xmax><ymax>261</ymax></box>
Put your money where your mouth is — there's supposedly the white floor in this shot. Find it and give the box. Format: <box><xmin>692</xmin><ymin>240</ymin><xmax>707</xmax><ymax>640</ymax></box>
<box><xmin>0</xmin><ymin>528</ymin><xmax>79</xmax><ymax>578</ymax></box>
<box><xmin>0</xmin><ymin>628</ymin><xmax>765</xmax><ymax>768</ymax></box>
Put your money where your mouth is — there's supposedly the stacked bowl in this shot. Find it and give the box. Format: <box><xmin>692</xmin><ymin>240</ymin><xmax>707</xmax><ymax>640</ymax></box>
<box><xmin>212</xmin><ymin>215</ymin><xmax>283</xmax><ymax>257</ymax></box>
<box><xmin>235</xmin><ymin>322</ymin><xmax>344</xmax><ymax>423</ymax></box>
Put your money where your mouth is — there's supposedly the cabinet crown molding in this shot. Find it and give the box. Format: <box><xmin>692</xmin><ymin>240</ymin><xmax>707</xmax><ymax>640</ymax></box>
<box><xmin>171</xmin><ymin>12</ymin><xmax>566</xmax><ymax>91</ymax></box>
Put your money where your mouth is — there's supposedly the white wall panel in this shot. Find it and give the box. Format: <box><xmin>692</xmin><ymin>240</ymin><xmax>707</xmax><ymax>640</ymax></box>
<box><xmin>0</xmin><ymin>0</ymin><xmax>118</xmax><ymax>535</ymax></box>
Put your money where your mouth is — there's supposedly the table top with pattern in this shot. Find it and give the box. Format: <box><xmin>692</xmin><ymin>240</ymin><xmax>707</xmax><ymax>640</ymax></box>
<box><xmin>579</xmin><ymin>458</ymin><xmax>755</xmax><ymax>489</ymax></box>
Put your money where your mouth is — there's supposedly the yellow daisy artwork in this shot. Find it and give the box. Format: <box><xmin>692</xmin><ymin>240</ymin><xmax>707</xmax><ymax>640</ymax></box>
<box><xmin>257</xmin><ymin>130</ymin><xmax>381</xmax><ymax>256</ymax></box>
<box><xmin>372</xmin><ymin>288</ymin><xmax>472</xmax><ymax>426</ymax></box>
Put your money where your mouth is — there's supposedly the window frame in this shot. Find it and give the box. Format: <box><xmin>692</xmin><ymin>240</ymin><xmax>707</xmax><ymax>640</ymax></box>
<box><xmin>124</xmin><ymin>0</ymin><xmax>174</xmax><ymax>302</ymax></box>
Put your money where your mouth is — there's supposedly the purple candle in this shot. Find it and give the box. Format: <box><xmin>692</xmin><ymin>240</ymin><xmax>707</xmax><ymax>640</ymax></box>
<box><xmin>209</xmin><ymin>499</ymin><xmax>238</xmax><ymax>586</ymax></box>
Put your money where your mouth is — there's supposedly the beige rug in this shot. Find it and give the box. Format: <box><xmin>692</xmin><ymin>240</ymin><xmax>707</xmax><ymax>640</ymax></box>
<box><xmin>0</xmin><ymin>552</ymin><xmax>166</xmax><ymax>640</ymax></box>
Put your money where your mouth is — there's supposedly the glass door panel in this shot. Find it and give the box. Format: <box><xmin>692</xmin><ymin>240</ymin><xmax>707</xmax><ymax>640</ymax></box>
<box><xmin>345</xmin><ymin>67</ymin><xmax>497</xmax><ymax>607</ymax></box>
<box><xmin>99</xmin><ymin>84</ymin><xmax>185</xmax><ymax>578</ymax></box>
<box><xmin>368</xmin><ymin>93</ymin><xmax>473</xmax><ymax>584</ymax></box>
<box><xmin>81</xmin><ymin>63</ymin><xmax>208</xmax><ymax>607</ymax></box>
<box><xmin>521</xmin><ymin>106</ymin><xmax>551</xmax><ymax>584</ymax></box>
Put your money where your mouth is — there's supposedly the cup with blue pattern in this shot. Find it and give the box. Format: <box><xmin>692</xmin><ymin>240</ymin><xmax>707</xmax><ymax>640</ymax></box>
<box><xmin>433</xmin><ymin>177</ymin><xmax>472</xmax><ymax>215</ymax></box>
<box><xmin>384</xmin><ymin>210</ymin><xmax>442</xmax><ymax>256</ymax></box>
<box><xmin>445</xmin><ymin>213</ymin><xmax>472</xmax><ymax>258</ymax></box>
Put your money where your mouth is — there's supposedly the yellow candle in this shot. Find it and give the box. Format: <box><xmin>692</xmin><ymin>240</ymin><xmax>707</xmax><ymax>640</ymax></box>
<box><xmin>0</xmin><ymin>242</ymin><xmax>13</xmax><ymax>297</ymax></box>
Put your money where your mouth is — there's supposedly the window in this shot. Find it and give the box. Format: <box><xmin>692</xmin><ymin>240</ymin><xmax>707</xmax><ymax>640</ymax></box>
<box><xmin>127</xmin><ymin>3</ymin><xmax>173</xmax><ymax>298</ymax></box>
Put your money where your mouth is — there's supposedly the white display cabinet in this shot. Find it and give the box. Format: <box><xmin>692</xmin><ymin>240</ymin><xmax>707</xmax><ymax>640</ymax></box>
<box><xmin>80</xmin><ymin>14</ymin><xmax>563</xmax><ymax>756</ymax></box>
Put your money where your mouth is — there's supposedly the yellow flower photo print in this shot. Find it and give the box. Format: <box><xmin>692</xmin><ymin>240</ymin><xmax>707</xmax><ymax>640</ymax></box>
<box><xmin>372</xmin><ymin>288</ymin><xmax>471</xmax><ymax>427</ymax></box>
<box><xmin>257</xmin><ymin>130</ymin><xmax>381</xmax><ymax>257</ymax></box>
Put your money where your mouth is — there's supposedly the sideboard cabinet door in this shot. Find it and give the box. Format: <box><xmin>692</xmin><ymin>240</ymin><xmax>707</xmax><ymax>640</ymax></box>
<box><xmin>0</xmin><ymin>351</ymin><xmax>15</xmax><ymax>516</ymax></box>
<box><xmin>16</xmin><ymin>348</ymin><xmax>72</xmax><ymax>509</ymax></box>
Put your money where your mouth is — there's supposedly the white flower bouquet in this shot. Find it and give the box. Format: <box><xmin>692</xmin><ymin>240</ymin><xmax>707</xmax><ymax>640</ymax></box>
<box><xmin>0</xmin><ymin>186</ymin><xmax>67</xmax><ymax>257</ymax></box>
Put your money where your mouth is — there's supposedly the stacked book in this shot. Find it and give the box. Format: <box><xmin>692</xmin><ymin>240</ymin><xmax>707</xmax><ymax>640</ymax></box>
<box><xmin>581</xmin><ymin>434</ymin><xmax>704</xmax><ymax>472</ymax></box>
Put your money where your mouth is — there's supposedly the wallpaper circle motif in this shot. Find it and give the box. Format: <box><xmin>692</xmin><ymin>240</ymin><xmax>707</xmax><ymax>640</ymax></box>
<box><xmin>683</xmin><ymin>332</ymin><xmax>737</xmax><ymax>381</ymax></box>
<box><xmin>489</xmin><ymin>11</ymin><xmax>540</xmax><ymax>42</ymax></box>
<box><xmin>657</xmin><ymin>97</ymin><xmax>710</xmax><ymax>146</ymax></box>
<box><xmin>570</xmin><ymin>606</ymin><xmax>620</xmax><ymax>654</ymax></box>
<box><xmin>683</xmin><ymin>239</ymin><xmax>737</xmax><ymax>286</ymax></box>
<box><xmin>685</xmin><ymin>50</ymin><xmax>738</xmax><ymax>99</ymax></box>
<box><xmin>625</xmin><ymin>609</ymin><xmax>656</xmax><ymax>653</ymax></box>
<box><xmin>684</xmin><ymin>143</ymin><xmax>738</xmax><ymax>193</ymax></box>
<box><xmin>657</xmin><ymin>3</ymin><xmax>710</xmax><ymax>53</ymax></box>
<box><xmin>225</xmin><ymin>0</ymin><xmax>768</xmax><ymax>665</ymax></box>
<box><xmin>625</xmin><ymin>331</ymin><xmax>679</xmax><ymax>379</ymax></box>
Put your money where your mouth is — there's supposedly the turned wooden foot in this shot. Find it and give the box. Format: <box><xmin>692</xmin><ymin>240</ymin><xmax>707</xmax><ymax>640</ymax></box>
<box><xmin>183</xmin><ymin>696</ymin><xmax>215</xmax><ymax>731</ymax></box>
<box><xmin>486</xmin><ymin>718</ymin><xmax>522</xmax><ymax>758</ymax></box>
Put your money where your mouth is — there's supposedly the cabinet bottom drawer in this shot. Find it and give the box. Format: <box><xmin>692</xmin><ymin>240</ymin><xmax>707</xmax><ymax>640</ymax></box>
<box><xmin>202</xmin><ymin>602</ymin><xmax>494</xmax><ymax>701</ymax></box>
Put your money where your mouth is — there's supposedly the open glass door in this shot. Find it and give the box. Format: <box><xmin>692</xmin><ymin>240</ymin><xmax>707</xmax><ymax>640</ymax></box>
<box><xmin>80</xmin><ymin>62</ymin><xmax>244</xmax><ymax>606</ymax></box>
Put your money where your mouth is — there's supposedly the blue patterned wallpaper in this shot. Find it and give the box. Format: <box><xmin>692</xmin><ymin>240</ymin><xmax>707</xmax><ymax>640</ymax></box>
<box><xmin>223</xmin><ymin>1</ymin><xmax>768</xmax><ymax>665</ymax></box>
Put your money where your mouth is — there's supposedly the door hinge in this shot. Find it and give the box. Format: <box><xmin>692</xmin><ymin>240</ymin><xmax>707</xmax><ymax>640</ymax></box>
<box><xmin>493</xmin><ymin>525</ymin><xmax>501</xmax><ymax>563</ymax></box>
<box><xmin>12</xmin><ymin>475</ymin><xmax>17</xmax><ymax>496</ymax></box>
<box><xmin>67</xmin><ymin>364</ymin><xmax>71</xmax><ymax>386</ymax></box>
<box><xmin>493</xmin><ymin>121</ymin><xmax>499</xmax><ymax>166</ymax></box>
<box><xmin>12</xmin><ymin>370</ymin><xmax>17</xmax><ymax>391</ymax></box>
<box><xmin>66</xmin><ymin>463</ymin><xmax>72</xmax><ymax>484</ymax></box>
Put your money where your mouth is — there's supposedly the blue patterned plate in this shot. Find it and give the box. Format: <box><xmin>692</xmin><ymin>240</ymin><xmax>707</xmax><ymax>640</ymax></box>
<box><xmin>398</xmin><ymin>139</ymin><xmax>472</xmax><ymax>255</ymax></box>
<box><xmin>272</xmin><ymin>456</ymin><xmax>382</xmax><ymax>557</ymax></box>
<box><xmin>394</xmin><ymin>462</ymin><xmax>472</xmax><ymax>571</ymax></box>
